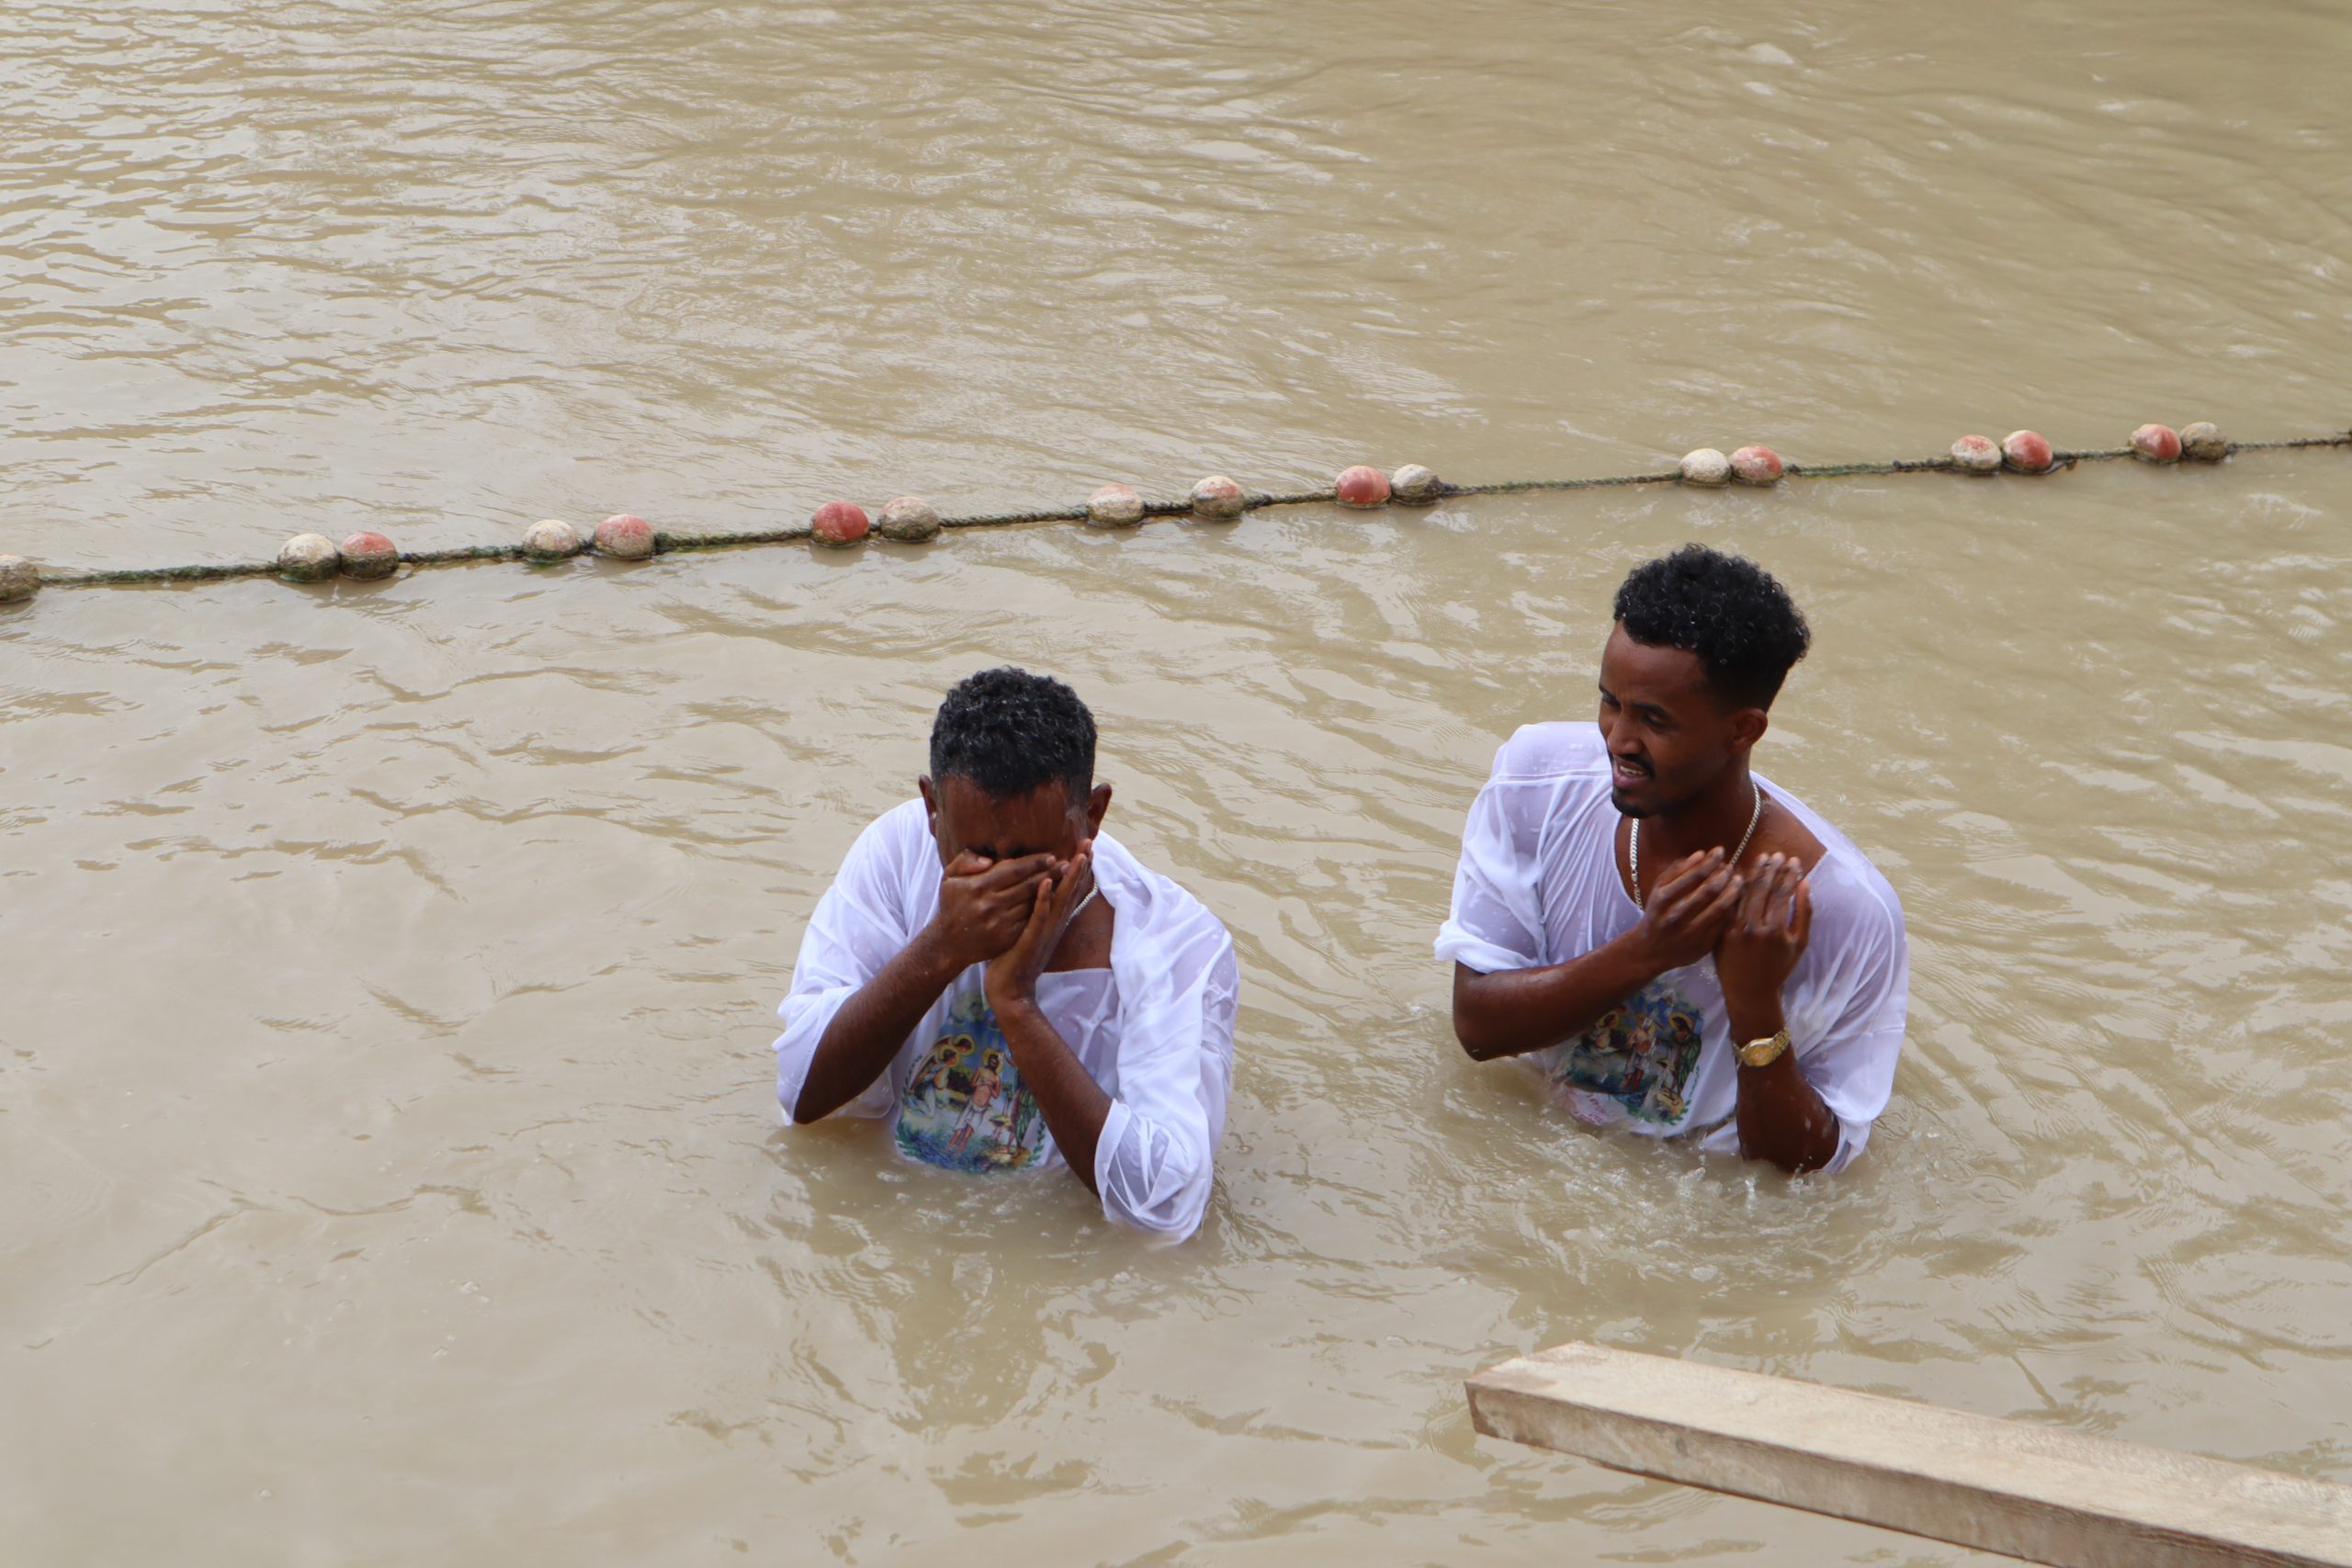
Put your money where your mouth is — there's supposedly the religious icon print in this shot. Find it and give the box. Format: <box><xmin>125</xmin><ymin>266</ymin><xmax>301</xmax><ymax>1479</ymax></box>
<box><xmin>1540</xmin><ymin>979</ymin><xmax>1705</xmax><ymax>1126</ymax></box>
<box><xmin>894</xmin><ymin>992</ymin><xmax>1050</xmax><ymax>1172</ymax></box>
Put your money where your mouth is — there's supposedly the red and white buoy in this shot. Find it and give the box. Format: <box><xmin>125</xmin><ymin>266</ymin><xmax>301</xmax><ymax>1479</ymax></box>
<box><xmin>594</xmin><ymin>513</ymin><xmax>656</xmax><ymax>558</ymax></box>
<box><xmin>811</xmin><ymin>501</ymin><xmax>871</xmax><ymax>547</ymax></box>
<box><xmin>340</xmin><ymin>531</ymin><xmax>400</xmax><ymax>580</ymax></box>
<box><xmin>1335</xmin><ymin>465</ymin><xmax>1391</xmax><ymax>508</ymax></box>
<box><xmin>2001</xmin><ymin>431</ymin><xmax>2054</xmax><ymax>474</ymax></box>
<box><xmin>1729</xmin><ymin>446</ymin><xmax>1783</xmax><ymax>486</ymax></box>
<box><xmin>2130</xmin><ymin>423</ymin><xmax>2182</xmax><ymax>464</ymax></box>
<box><xmin>1190</xmin><ymin>475</ymin><xmax>1246</xmax><ymax>520</ymax></box>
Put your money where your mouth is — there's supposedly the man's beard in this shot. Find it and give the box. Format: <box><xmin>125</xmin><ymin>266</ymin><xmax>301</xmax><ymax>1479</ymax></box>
<box><xmin>1610</xmin><ymin>764</ymin><xmax>1661</xmax><ymax>817</ymax></box>
<box><xmin>1611</xmin><ymin>766</ymin><xmax>1702</xmax><ymax>819</ymax></box>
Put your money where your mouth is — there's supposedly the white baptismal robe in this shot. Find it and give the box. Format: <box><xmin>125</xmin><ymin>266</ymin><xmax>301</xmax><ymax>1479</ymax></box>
<box><xmin>776</xmin><ymin>801</ymin><xmax>1238</xmax><ymax>1239</ymax></box>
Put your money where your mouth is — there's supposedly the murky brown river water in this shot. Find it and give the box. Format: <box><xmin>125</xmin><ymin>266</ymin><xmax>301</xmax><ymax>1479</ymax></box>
<box><xmin>6</xmin><ymin>2</ymin><xmax>2352</xmax><ymax>1562</ymax></box>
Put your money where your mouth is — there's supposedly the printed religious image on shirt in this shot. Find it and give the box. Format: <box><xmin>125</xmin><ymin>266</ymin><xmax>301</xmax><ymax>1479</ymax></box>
<box><xmin>1543</xmin><ymin>980</ymin><xmax>1704</xmax><ymax>1126</ymax></box>
<box><xmin>895</xmin><ymin>993</ymin><xmax>1050</xmax><ymax>1172</ymax></box>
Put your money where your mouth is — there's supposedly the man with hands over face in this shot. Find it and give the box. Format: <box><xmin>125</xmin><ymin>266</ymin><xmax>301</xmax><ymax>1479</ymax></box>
<box><xmin>1438</xmin><ymin>546</ymin><xmax>1908</xmax><ymax>1174</ymax></box>
<box><xmin>775</xmin><ymin>668</ymin><xmax>1238</xmax><ymax>1240</ymax></box>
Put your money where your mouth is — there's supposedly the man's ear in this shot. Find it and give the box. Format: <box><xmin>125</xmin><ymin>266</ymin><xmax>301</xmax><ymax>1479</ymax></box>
<box><xmin>919</xmin><ymin>775</ymin><xmax>938</xmax><ymax>832</ymax></box>
<box><xmin>1084</xmin><ymin>782</ymin><xmax>1112</xmax><ymax>839</ymax></box>
<box><xmin>1727</xmin><ymin>708</ymin><xmax>1770</xmax><ymax>755</ymax></box>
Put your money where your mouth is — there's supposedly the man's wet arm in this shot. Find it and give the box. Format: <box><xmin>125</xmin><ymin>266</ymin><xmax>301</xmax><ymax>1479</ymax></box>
<box><xmin>792</xmin><ymin>930</ymin><xmax>965</xmax><ymax>1122</ymax></box>
<box><xmin>1451</xmin><ymin>937</ymin><xmax>1664</xmax><ymax>1063</ymax></box>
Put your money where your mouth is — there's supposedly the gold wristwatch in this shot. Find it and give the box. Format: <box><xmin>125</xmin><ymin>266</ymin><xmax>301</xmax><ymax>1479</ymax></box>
<box><xmin>1737</xmin><ymin>1029</ymin><xmax>1791</xmax><ymax>1068</ymax></box>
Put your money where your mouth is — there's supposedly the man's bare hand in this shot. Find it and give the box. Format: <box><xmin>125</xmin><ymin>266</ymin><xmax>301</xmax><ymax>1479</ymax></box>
<box><xmin>1630</xmin><ymin>846</ymin><xmax>1746</xmax><ymax>972</ymax></box>
<box><xmin>984</xmin><ymin>844</ymin><xmax>1095</xmax><ymax>1015</ymax></box>
<box><xmin>1714</xmin><ymin>852</ymin><xmax>1812</xmax><ymax>1014</ymax></box>
<box><xmin>922</xmin><ymin>851</ymin><xmax>1059</xmax><ymax>973</ymax></box>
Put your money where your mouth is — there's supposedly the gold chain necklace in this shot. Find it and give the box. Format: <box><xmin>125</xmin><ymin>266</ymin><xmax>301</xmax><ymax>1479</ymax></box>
<box><xmin>1629</xmin><ymin>779</ymin><xmax>1762</xmax><ymax>911</ymax></box>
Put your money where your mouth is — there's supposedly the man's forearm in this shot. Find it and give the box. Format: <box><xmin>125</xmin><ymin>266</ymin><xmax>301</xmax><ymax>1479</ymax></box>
<box><xmin>793</xmin><ymin>931</ymin><xmax>963</xmax><ymax>1123</ymax></box>
<box><xmin>991</xmin><ymin>999</ymin><xmax>1110</xmax><ymax>1196</ymax></box>
<box><xmin>1724</xmin><ymin>992</ymin><xmax>1840</xmax><ymax>1174</ymax></box>
<box><xmin>1453</xmin><ymin>934</ymin><xmax>1663</xmax><ymax>1062</ymax></box>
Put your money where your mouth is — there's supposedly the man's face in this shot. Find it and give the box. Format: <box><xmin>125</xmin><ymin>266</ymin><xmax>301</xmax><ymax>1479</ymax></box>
<box><xmin>1596</xmin><ymin>623</ymin><xmax>1760</xmax><ymax>818</ymax></box>
<box><xmin>919</xmin><ymin>773</ymin><xmax>1109</xmax><ymax>868</ymax></box>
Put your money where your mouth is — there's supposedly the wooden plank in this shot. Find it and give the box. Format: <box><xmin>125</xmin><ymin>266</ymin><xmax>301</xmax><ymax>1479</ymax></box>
<box><xmin>1466</xmin><ymin>1341</ymin><xmax>2352</xmax><ymax>1568</ymax></box>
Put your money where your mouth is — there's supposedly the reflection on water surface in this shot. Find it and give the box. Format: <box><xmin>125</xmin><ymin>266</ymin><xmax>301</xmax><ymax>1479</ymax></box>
<box><xmin>5</xmin><ymin>2</ymin><xmax>2350</xmax><ymax>1562</ymax></box>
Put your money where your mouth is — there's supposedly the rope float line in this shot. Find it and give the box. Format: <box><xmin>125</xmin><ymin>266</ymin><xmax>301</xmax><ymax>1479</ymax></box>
<box><xmin>2</xmin><ymin>420</ymin><xmax>2346</xmax><ymax>608</ymax></box>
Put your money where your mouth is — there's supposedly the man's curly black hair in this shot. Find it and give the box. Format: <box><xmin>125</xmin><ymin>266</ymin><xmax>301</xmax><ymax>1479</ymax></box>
<box><xmin>930</xmin><ymin>667</ymin><xmax>1096</xmax><ymax>802</ymax></box>
<box><xmin>1613</xmin><ymin>544</ymin><xmax>1811</xmax><ymax>710</ymax></box>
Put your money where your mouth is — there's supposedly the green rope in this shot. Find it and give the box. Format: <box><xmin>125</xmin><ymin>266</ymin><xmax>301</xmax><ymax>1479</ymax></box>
<box><xmin>39</xmin><ymin>560</ymin><xmax>282</xmax><ymax>587</ymax></box>
<box><xmin>403</xmin><ymin>543</ymin><xmax>530</xmax><ymax>566</ymax></box>
<box><xmin>23</xmin><ymin>425</ymin><xmax>2349</xmax><ymax>592</ymax></box>
<box><xmin>1783</xmin><ymin>457</ymin><xmax>1956</xmax><ymax>478</ymax></box>
<box><xmin>1446</xmin><ymin>473</ymin><xmax>1680</xmax><ymax>495</ymax></box>
<box><xmin>653</xmin><ymin>525</ymin><xmax>814</xmax><ymax>553</ymax></box>
<box><xmin>2229</xmin><ymin>434</ymin><xmax>2352</xmax><ymax>452</ymax></box>
<box><xmin>939</xmin><ymin>505</ymin><xmax>1091</xmax><ymax>530</ymax></box>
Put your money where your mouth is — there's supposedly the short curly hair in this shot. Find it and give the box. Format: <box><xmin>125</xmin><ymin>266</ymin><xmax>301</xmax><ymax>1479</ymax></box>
<box><xmin>930</xmin><ymin>667</ymin><xmax>1096</xmax><ymax>802</ymax></box>
<box><xmin>1612</xmin><ymin>544</ymin><xmax>1811</xmax><ymax>710</ymax></box>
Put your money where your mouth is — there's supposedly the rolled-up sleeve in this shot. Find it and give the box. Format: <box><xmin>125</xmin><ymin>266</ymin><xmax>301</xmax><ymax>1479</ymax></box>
<box><xmin>1793</xmin><ymin>890</ymin><xmax>1910</xmax><ymax>1174</ymax></box>
<box><xmin>775</xmin><ymin>808</ymin><xmax>923</xmax><ymax>1122</ymax></box>
<box><xmin>1094</xmin><ymin>920</ymin><xmax>1238</xmax><ymax>1242</ymax></box>
<box><xmin>1433</xmin><ymin>757</ymin><xmax>1552</xmax><ymax>976</ymax></box>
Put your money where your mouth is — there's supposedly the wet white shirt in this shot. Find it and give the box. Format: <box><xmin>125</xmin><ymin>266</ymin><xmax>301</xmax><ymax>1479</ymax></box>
<box><xmin>1435</xmin><ymin>724</ymin><xmax>1908</xmax><ymax>1172</ymax></box>
<box><xmin>775</xmin><ymin>800</ymin><xmax>1239</xmax><ymax>1240</ymax></box>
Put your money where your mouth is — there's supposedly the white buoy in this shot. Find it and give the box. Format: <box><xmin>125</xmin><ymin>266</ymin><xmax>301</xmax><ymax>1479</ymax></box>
<box><xmin>1088</xmin><ymin>483</ymin><xmax>1145</xmax><ymax>528</ymax></box>
<box><xmin>1390</xmin><ymin>464</ymin><xmax>1444</xmax><ymax>504</ymax></box>
<box><xmin>524</xmin><ymin>518</ymin><xmax>583</xmax><ymax>559</ymax></box>
<box><xmin>1679</xmin><ymin>448</ymin><xmax>1732</xmax><ymax>487</ymax></box>
<box><xmin>1950</xmin><ymin>435</ymin><xmax>2001</xmax><ymax>475</ymax></box>
<box><xmin>277</xmin><ymin>534</ymin><xmax>340</xmax><ymax>581</ymax></box>
<box><xmin>2180</xmin><ymin>423</ymin><xmax>2228</xmax><ymax>462</ymax></box>
<box><xmin>0</xmin><ymin>554</ymin><xmax>39</xmax><ymax>604</ymax></box>
<box><xmin>876</xmin><ymin>496</ymin><xmax>943</xmax><ymax>542</ymax></box>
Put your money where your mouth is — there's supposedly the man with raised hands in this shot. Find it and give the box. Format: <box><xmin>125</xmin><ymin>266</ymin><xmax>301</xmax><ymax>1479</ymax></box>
<box><xmin>775</xmin><ymin>667</ymin><xmax>1238</xmax><ymax>1240</ymax></box>
<box><xmin>1438</xmin><ymin>545</ymin><xmax>1909</xmax><ymax>1174</ymax></box>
